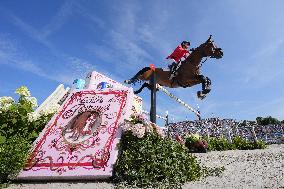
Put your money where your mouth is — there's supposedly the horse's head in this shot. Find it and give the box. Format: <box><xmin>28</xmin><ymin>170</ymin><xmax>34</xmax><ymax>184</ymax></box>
<box><xmin>199</xmin><ymin>35</ymin><xmax>223</xmax><ymax>59</ymax></box>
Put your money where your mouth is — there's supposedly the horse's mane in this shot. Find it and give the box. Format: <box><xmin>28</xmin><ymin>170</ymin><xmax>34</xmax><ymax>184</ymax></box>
<box><xmin>182</xmin><ymin>46</ymin><xmax>203</xmax><ymax>68</ymax></box>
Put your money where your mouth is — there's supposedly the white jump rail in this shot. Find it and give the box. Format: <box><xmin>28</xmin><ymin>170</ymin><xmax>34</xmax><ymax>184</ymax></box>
<box><xmin>156</xmin><ymin>84</ymin><xmax>201</xmax><ymax>117</ymax></box>
<box><xmin>142</xmin><ymin>110</ymin><xmax>167</xmax><ymax>121</ymax></box>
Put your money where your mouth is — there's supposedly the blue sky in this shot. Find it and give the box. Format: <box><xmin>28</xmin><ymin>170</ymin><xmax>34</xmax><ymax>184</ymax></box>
<box><xmin>0</xmin><ymin>0</ymin><xmax>284</xmax><ymax>123</ymax></box>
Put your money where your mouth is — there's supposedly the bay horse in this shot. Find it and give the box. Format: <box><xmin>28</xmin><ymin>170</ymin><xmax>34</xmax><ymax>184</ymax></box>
<box><xmin>124</xmin><ymin>35</ymin><xmax>223</xmax><ymax>99</ymax></box>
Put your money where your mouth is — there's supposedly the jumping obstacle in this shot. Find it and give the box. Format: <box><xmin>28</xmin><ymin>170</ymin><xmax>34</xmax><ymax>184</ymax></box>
<box><xmin>142</xmin><ymin>110</ymin><xmax>167</xmax><ymax>121</ymax></box>
<box><xmin>17</xmin><ymin>68</ymin><xmax>200</xmax><ymax>180</ymax></box>
<box><xmin>148</xmin><ymin>64</ymin><xmax>201</xmax><ymax>123</ymax></box>
<box><xmin>156</xmin><ymin>84</ymin><xmax>201</xmax><ymax>117</ymax></box>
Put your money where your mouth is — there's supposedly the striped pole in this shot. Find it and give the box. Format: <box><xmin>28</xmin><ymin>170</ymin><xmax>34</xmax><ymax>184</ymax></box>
<box><xmin>156</xmin><ymin>84</ymin><xmax>201</xmax><ymax>117</ymax></box>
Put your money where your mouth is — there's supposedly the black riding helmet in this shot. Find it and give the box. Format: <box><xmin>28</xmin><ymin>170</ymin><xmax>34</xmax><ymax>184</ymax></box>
<box><xmin>181</xmin><ymin>41</ymin><xmax>190</xmax><ymax>49</ymax></box>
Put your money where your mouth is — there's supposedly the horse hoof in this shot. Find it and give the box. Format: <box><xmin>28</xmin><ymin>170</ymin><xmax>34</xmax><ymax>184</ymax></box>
<box><xmin>197</xmin><ymin>91</ymin><xmax>206</xmax><ymax>100</ymax></box>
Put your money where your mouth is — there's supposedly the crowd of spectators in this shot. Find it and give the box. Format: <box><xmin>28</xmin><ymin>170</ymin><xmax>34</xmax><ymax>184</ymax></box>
<box><xmin>166</xmin><ymin>117</ymin><xmax>284</xmax><ymax>144</ymax></box>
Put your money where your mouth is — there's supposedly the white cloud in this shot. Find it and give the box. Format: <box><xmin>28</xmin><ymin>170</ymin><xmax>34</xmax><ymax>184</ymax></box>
<box><xmin>41</xmin><ymin>1</ymin><xmax>75</xmax><ymax>38</ymax></box>
<box><xmin>110</xmin><ymin>30</ymin><xmax>153</xmax><ymax>61</ymax></box>
<box><xmin>239</xmin><ymin>38</ymin><xmax>284</xmax><ymax>88</ymax></box>
<box><xmin>250</xmin><ymin>39</ymin><xmax>284</xmax><ymax>60</ymax></box>
<box><xmin>0</xmin><ymin>6</ymin><xmax>100</xmax><ymax>84</ymax></box>
<box><xmin>8</xmin><ymin>13</ymin><xmax>52</xmax><ymax>48</ymax></box>
<box><xmin>86</xmin><ymin>44</ymin><xmax>118</xmax><ymax>63</ymax></box>
<box><xmin>238</xmin><ymin>97</ymin><xmax>284</xmax><ymax>120</ymax></box>
<box><xmin>0</xmin><ymin>36</ymin><xmax>86</xmax><ymax>85</ymax></box>
<box><xmin>72</xmin><ymin>2</ymin><xmax>106</xmax><ymax>30</ymax></box>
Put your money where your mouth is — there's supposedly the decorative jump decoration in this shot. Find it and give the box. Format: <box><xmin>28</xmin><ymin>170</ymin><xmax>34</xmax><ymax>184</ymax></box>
<box><xmin>17</xmin><ymin>71</ymin><xmax>141</xmax><ymax>180</ymax></box>
<box><xmin>124</xmin><ymin>35</ymin><xmax>223</xmax><ymax>100</ymax></box>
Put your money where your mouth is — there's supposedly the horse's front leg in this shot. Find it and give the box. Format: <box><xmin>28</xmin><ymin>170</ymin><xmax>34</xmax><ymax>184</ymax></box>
<box><xmin>203</xmin><ymin>76</ymin><xmax>211</xmax><ymax>94</ymax></box>
<box><xmin>197</xmin><ymin>75</ymin><xmax>211</xmax><ymax>100</ymax></box>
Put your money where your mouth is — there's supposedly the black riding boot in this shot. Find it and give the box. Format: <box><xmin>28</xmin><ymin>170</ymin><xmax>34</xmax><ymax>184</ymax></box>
<box><xmin>169</xmin><ymin>63</ymin><xmax>177</xmax><ymax>80</ymax></box>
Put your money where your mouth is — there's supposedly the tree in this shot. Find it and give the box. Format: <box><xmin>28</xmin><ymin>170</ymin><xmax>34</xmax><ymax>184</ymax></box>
<box><xmin>256</xmin><ymin>116</ymin><xmax>280</xmax><ymax>125</ymax></box>
<box><xmin>256</xmin><ymin>117</ymin><xmax>263</xmax><ymax>125</ymax></box>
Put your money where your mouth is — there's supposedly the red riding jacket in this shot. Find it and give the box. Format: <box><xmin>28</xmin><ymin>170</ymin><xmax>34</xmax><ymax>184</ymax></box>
<box><xmin>166</xmin><ymin>45</ymin><xmax>190</xmax><ymax>62</ymax></box>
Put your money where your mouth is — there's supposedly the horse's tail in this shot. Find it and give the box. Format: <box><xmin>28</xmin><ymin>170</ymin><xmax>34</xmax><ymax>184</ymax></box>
<box><xmin>124</xmin><ymin>67</ymin><xmax>151</xmax><ymax>84</ymax></box>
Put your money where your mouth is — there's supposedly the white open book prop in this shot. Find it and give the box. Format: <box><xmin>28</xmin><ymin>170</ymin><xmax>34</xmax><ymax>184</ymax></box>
<box><xmin>18</xmin><ymin>70</ymin><xmax>143</xmax><ymax>180</ymax></box>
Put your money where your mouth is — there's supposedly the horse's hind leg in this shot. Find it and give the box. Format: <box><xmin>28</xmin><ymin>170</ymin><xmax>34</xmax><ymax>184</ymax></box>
<box><xmin>124</xmin><ymin>67</ymin><xmax>151</xmax><ymax>85</ymax></box>
<box><xmin>134</xmin><ymin>82</ymin><xmax>151</xmax><ymax>94</ymax></box>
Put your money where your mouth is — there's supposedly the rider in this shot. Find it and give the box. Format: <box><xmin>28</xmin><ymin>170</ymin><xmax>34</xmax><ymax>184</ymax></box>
<box><xmin>167</xmin><ymin>41</ymin><xmax>190</xmax><ymax>80</ymax></box>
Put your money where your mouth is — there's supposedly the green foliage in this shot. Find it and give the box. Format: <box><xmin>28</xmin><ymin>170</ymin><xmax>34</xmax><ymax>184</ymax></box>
<box><xmin>184</xmin><ymin>134</ymin><xmax>201</xmax><ymax>151</ymax></box>
<box><xmin>232</xmin><ymin>136</ymin><xmax>266</xmax><ymax>150</ymax></box>
<box><xmin>0</xmin><ymin>87</ymin><xmax>53</xmax><ymax>142</ymax></box>
<box><xmin>0</xmin><ymin>86</ymin><xmax>54</xmax><ymax>187</ymax></box>
<box><xmin>256</xmin><ymin>116</ymin><xmax>281</xmax><ymax>125</ymax></box>
<box><xmin>127</xmin><ymin>114</ymin><xmax>146</xmax><ymax>125</ymax></box>
<box><xmin>114</xmin><ymin>131</ymin><xmax>202</xmax><ymax>188</ymax></box>
<box><xmin>204</xmin><ymin>136</ymin><xmax>266</xmax><ymax>151</ymax></box>
<box><xmin>0</xmin><ymin>136</ymin><xmax>31</xmax><ymax>183</ymax></box>
<box><xmin>25</xmin><ymin>113</ymin><xmax>54</xmax><ymax>141</ymax></box>
<box><xmin>0</xmin><ymin>104</ymin><xmax>49</xmax><ymax>142</ymax></box>
<box><xmin>185</xmin><ymin>134</ymin><xmax>200</xmax><ymax>144</ymax></box>
<box><xmin>205</xmin><ymin>137</ymin><xmax>235</xmax><ymax>151</ymax></box>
